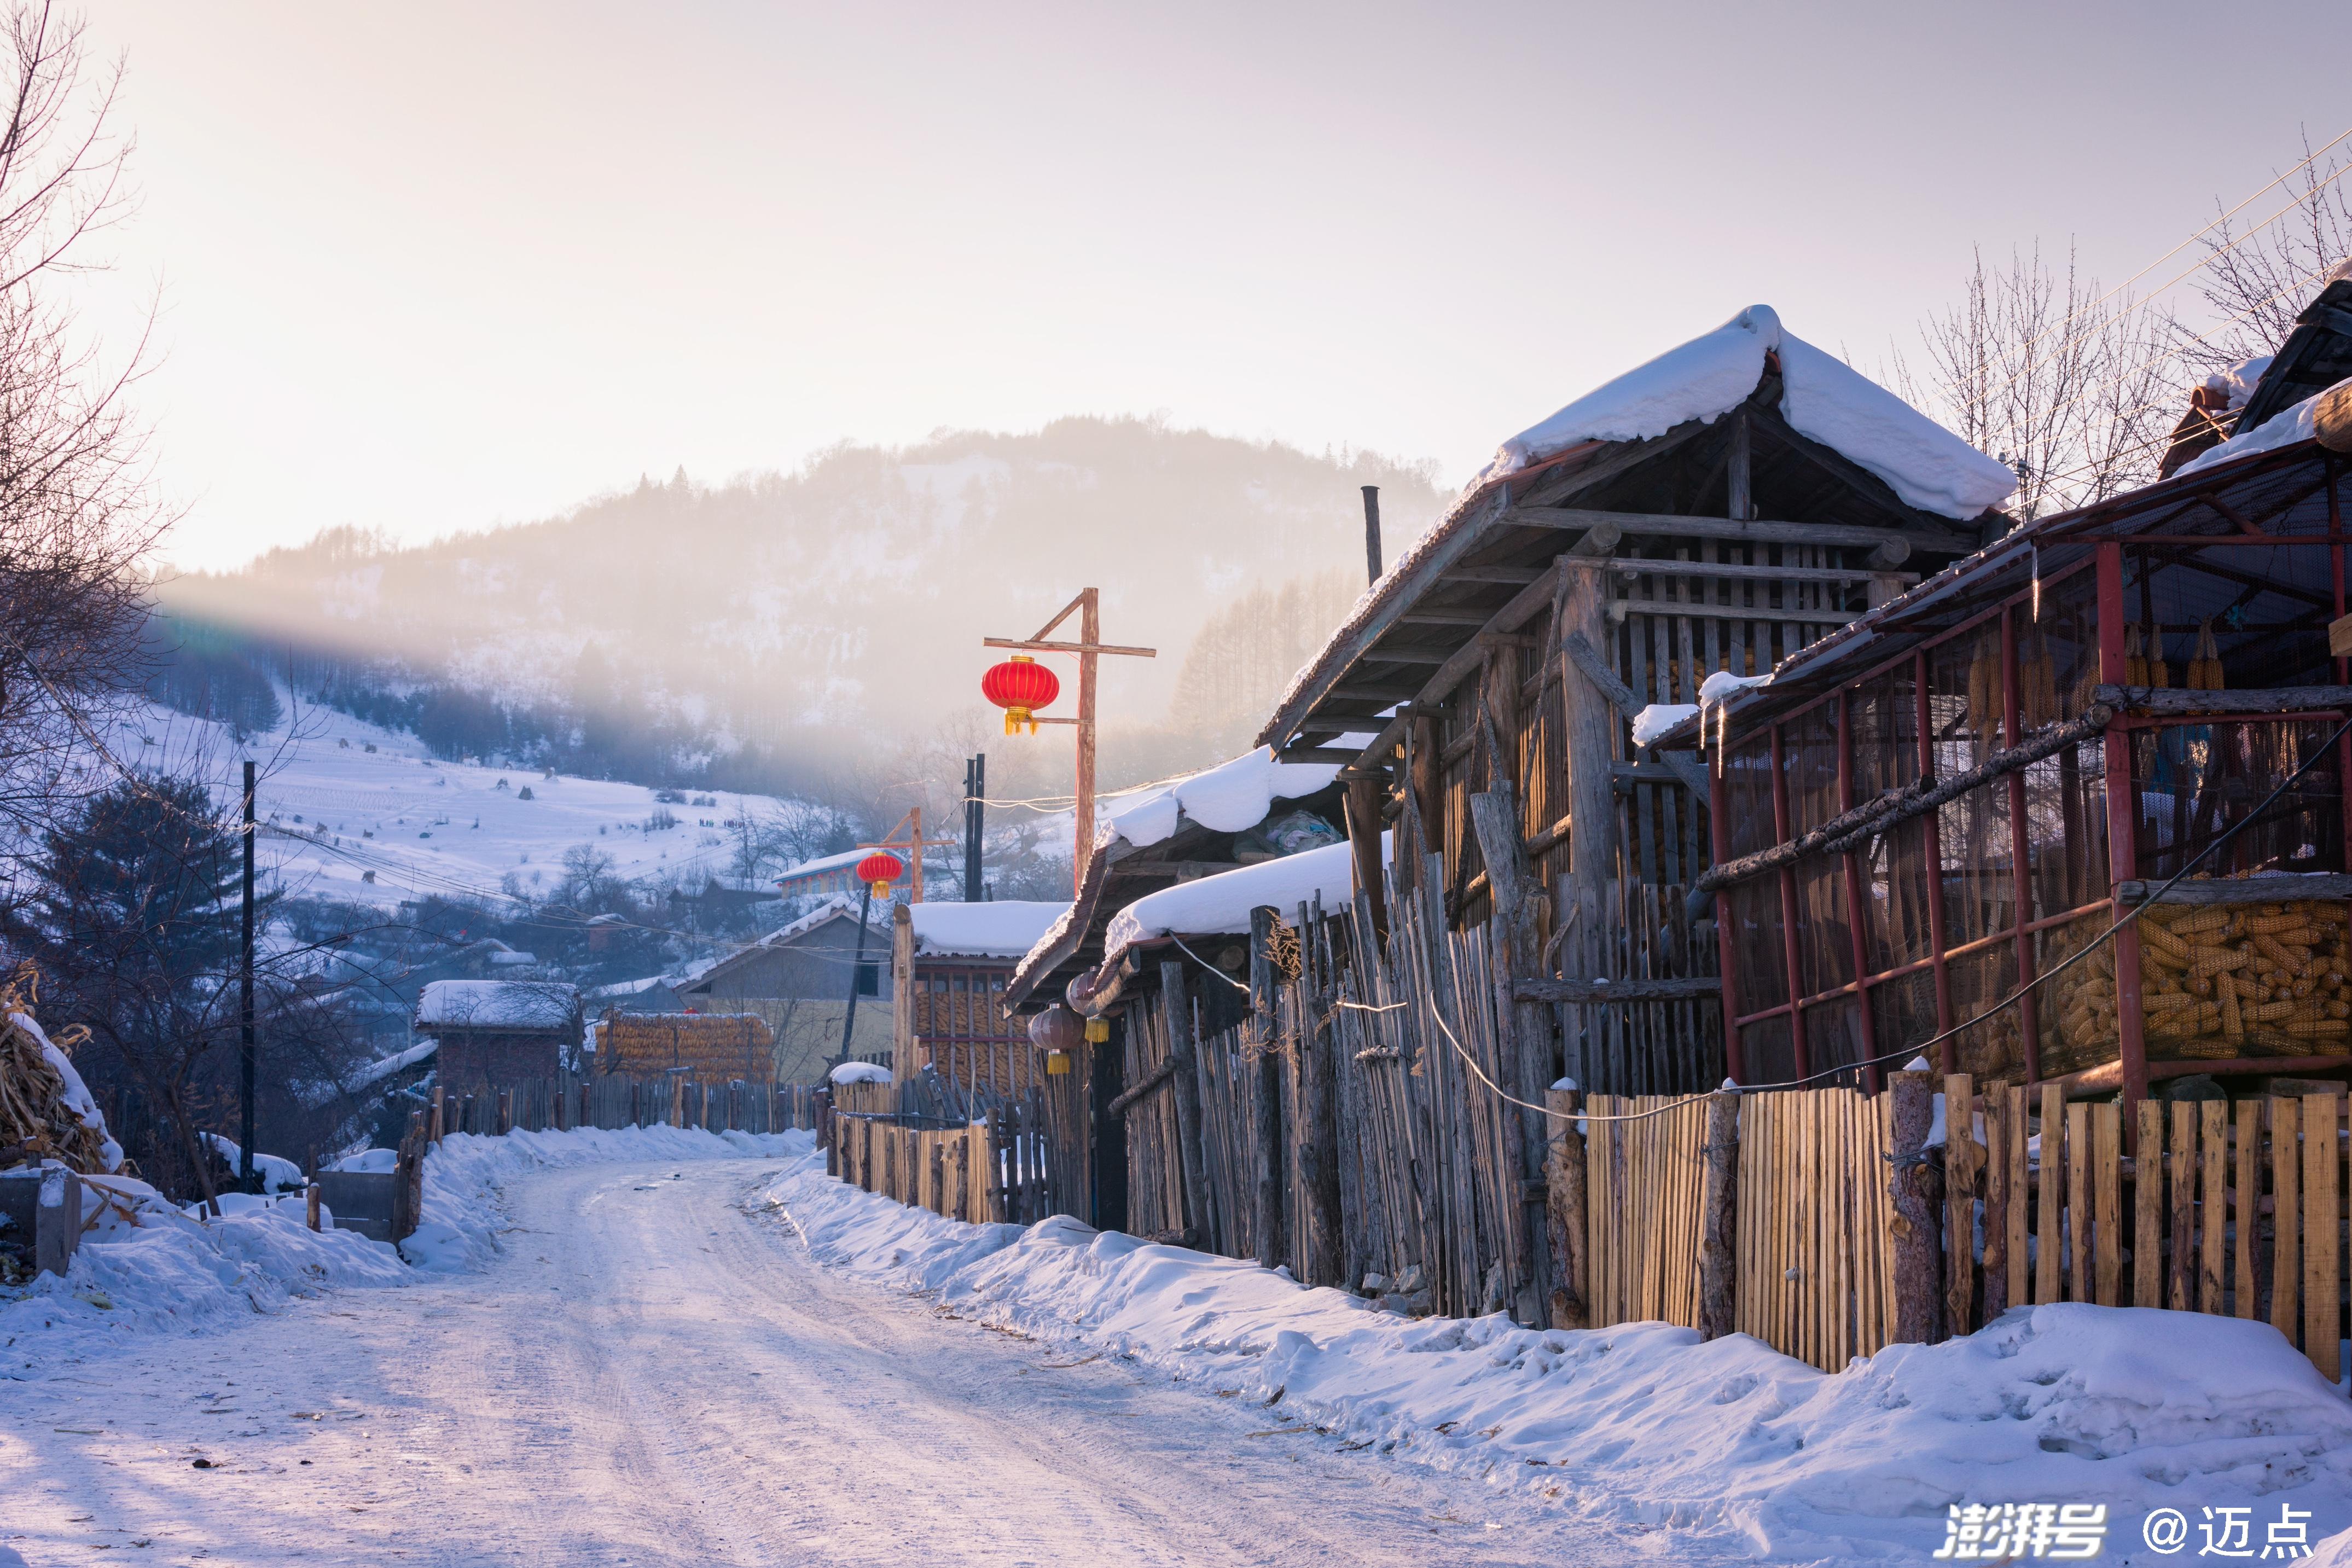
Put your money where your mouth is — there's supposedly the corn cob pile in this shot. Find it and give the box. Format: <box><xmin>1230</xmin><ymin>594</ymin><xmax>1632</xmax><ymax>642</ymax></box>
<box><xmin>2043</xmin><ymin>916</ymin><xmax>2118</xmax><ymax>1076</ymax></box>
<box><xmin>2138</xmin><ymin>898</ymin><xmax>2352</xmax><ymax>1059</ymax></box>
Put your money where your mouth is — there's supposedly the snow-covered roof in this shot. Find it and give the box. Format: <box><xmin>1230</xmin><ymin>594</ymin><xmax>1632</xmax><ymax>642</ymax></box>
<box><xmin>774</xmin><ymin>846</ymin><xmax>872</xmax><ymax>881</ymax></box>
<box><xmin>907</xmin><ymin>900</ymin><xmax>1071</xmax><ymax>959</ymax></box>
<box><xmin>415</xmin><ymin>979</ymin><xmax>580</xmax><ymax>1030</ymax></box>
<box><xmin>1477</xmin><ymin>305</ymin><xmax>2017</xmax><ymax>520</ymax></box>
<box><xmin>2177</xmin><ymin>374</ymin><xmax>2352</xmax><ymax>480</ymax></box>
<box><xmin>676</xmin><ymin>895</ymin><xmax>885</xmax><ymax>986</ymax></box>
<box><xmin>1097</xmin><ymin>835</ymin><xmax>1386</xmax><ymax>974</ymax></box>
<box><xmin>1097</xmin><ymin>746</ymin><xmax>1340</xmax><ymax>855</ymax></box>
<box><xmin>587</xmin><ymin>973</ymin><xmax>676</xmax><ymax>1000</ymax></box>
<box><xmin>829</xmin><ymin>1061</ymin><xmax>892</xmax><ymax>1086</ymax></box>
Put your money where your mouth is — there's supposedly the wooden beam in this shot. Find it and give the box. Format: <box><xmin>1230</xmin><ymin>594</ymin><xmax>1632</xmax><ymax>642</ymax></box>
<box><xmin>1438</xmin><ymin>565</ymin><xmax>1549</xmax><ymax>585</ymax></box>
<box><xmin>1331</xmin><ymin>680</ymin><xmax>1423</xmax><ymax>702</ymax></box>
<box><xmin>1506</xmin><ymin>506</ymin><xmax>1970</xmax><ymax>559</ymax></box>
<box><xmin>1559</xmin><ymin>628</ymin><xmax>1710</xmax><ymax>794</ymax></box>
<box><xmin>1608</xmin><ymin>597</ymin><xmax>1860</xmax><ymax>627</ymax></box>
<box><xmin>983</xmin><ymin>636</ymin><xmax>1157</xmax><ymax>658</ymax></box>
<box><xmin>1513</xmin><ymin>975</ymin><xmax>1723</xmax><ymax>1003</ymax></box>
<box><xmin>2116</xmin><ymin>873</ymin><xmax>2352</xmax><ymax>905</ymax></box>
<box><xmin>1398</xmin><ymin>609</ymin><xmax>1499</xmax><ymax>626</ymax></box>
<box><xmin>1327</xmin><ymin>564</ymin><xmax>1567</xmax><ymax>773</ymax></box>
<box><xmin>1609</xmin><ymin>760</ymin><xmax>1691</xmax><ymax>788</ymax></box>
<box><xmin>2093</xmin><ymin>682</ymin><xmax>2352</xmax><ymax>717</ymax></box>
<box><xmin>1611</xmin><ymin>557</ymin><xmax>1917</xmax><ymax>586</ymax></box>
<box><xmin>1273</xmin><ymin>745</ymin><xmax>1366</xmax><ymax>765</ymax></box>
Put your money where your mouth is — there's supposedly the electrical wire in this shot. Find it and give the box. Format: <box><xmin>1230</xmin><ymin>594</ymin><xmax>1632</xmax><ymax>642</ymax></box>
<box><xmin>1960</xmin><ymin>129</ymin><xmax>2352</xmax><ymax>414</ymax></box>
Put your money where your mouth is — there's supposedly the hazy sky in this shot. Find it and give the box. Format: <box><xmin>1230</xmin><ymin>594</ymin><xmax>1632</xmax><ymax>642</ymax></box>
<box><xmin>73</xmin><ymin>2</ymin><xmax>2352</xmax><ymax>570</ymax></box>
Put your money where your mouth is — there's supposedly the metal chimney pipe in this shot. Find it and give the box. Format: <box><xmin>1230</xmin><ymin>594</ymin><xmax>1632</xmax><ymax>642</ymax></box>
<box><xmin>1361</xmin><ymin>486</ymin><xmax>1381</xmax><ymax>585</ymax></box>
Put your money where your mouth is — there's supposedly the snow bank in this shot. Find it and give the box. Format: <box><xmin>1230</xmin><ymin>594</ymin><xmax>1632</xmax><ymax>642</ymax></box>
<box><xmin>763</xmin><ymin>1159</ymin><xmax>2352</xmax><ymax>1563</ymax></box>
<box><xmin>1479</xmin><ymin>305</ymin><xmax>2017</xmax><ymax>521</ymax></box>
<box><xmin>2177</xmin><ymin>373</ymin><xmax>2352</xmax><ymax>478</ymax></box>
<box><xmin>195</xmin><ymin>1134</ymin><xmax>306</xmax><ymax>1195</ymax></box>
<box><xmin>1100</xmin><ymin>835</ymin><xmax>1385</xmax><ymax>968</ymax></box>
<box><xmin>1</xmin><ymin>1125</ymin><xmax>806</xmax><ymax>1369</ymax></box>
<box><xmin>829</xmin><ymin>1061</ymin><xmax>892</xmax><ymax>1087</ymax></box>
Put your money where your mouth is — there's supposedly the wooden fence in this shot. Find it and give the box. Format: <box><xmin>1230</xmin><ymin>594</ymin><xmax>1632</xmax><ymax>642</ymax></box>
<box><xmin>1577</xmin><ymin>1072</ymin><xmax>2350</xmax><ymax>1382</ymax></box>
<box><xmin>820</xmin><ymin>1087</ymin><xmax>1058</xmax><ymax>1227</ymax></box>
<box><xmin>421</xmin><ymin>1073</ymin><xmax>824</xmax><ymax>1138</ymax></box>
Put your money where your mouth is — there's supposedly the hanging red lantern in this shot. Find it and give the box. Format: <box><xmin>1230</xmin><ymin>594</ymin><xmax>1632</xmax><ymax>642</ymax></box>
<box><xmin>980</xmin><ymin>654</ymin><xmax>1060</xmax><ymax>736</ymax></box>
<box><xmin>856</xmin><ymin>851</ymin><xmax>904</xmax><ymax>899</ymax></box>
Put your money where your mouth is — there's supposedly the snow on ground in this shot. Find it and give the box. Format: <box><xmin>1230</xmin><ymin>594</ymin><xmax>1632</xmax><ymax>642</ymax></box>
<box><xmin>116</xmin><ymin>697</ymin><xmax>804</xmax><ymax>909</ymax></box>
<box><xmin>765</xmin><ymin>1154</ymin><xmax>2352</xmax><ymax>1565</ymax></box>
<box><xmin>0</xmin><ymin>1125</ymin><xmax>801</xmax><ymax>1373</ymax></box>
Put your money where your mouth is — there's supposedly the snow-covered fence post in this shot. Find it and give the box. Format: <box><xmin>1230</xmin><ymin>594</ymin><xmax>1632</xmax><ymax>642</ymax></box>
<box><xmin>1697</xmin><ymin>1088</ymin><xmax>1738</xmax><ymax>1340</ymax></box>
<box><xmin>306</xmin><ymin>1181</ymin><xmax>322</xmax><ymax>1232</ymax></box>
<box><xmin>495</xmin><ymin>1089</ymin><xmax>511</xmax><ymax>1137</ymax></box>
<box><xmin>1887</xmin><ymin>1070</ymin><xmax>1944</xmax><ymax>1344</ymax></box>
<box><xmin>429</xmin><ymin>1087</ymin><xmax>446</xmax><ymax>1143</ymax></box>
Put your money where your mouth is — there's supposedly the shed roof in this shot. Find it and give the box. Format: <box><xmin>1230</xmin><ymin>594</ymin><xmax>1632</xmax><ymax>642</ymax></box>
<box><xmin>415</xmin><ymin>979</ymin><xmax>580</xmax><ymax>1031</ymax></box>
<box><xmin>906</xmin><ymin>900</ymin><xmax>1070</xmax><ymax>960</ymax></box>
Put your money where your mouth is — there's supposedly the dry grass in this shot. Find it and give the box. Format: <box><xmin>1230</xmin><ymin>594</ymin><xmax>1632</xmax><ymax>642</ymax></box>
<box><xmin>0</xmin><ymin>962</ymin><xmax>112</xmax><ymax>1173</ymax></box>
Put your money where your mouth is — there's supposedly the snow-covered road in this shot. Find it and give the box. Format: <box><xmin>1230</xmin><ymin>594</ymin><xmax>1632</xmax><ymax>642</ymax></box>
<box><xmin>0</xmin><ymin>1158</ymin><xmax>1593</xmax><ymax>1566</ymax></box>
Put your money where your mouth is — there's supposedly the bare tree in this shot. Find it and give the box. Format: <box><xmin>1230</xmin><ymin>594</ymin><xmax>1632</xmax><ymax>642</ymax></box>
<box><xmin>2182</xmin><ymin>132</ymin><xmax>2352</xmax><ymax>375</ymax></box>
<box><xmin>1893</xmin><ymin>243</ymin><xmax>2179</xmax><ymax>521</ymax></box>
<box><xmin>0</xmin><ymin>4</ymin><xmax>162</xmax><ymax>863</ymax></box>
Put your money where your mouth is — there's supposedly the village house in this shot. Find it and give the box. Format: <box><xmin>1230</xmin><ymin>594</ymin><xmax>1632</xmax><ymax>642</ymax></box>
<box><xmin>675</xmin><ymin>896</ymin><xmax>896</xmax><ymax>1081</ymax></box>
<box><xmin>887</xmin><ymin>899</ymin><xmax>1070</xmax><ymax>1101</ymax></box>
<box><xmin>1253</xmin><ymin>304</ymin><xmax>2018</xmax><ymax>1106</ymax></box>
<box><xmin>415</xmin><ymin>979</ymin><xmax>585</xmax><ymax>1088</ymax></box>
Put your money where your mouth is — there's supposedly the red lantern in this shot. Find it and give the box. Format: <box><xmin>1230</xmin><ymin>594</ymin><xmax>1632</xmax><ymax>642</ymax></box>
<box><xmin>981</xmin><ymin>654</ymin><xmax>1060</xmax><ymax>735</ymax></box>
<box><xmin>856</xmin><ymin>851</ymin><xmax>904</xmax><ymax>899</ymax></box>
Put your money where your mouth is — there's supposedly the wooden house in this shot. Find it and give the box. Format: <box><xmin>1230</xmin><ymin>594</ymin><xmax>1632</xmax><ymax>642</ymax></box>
<box><xmin>888</xmin><ymin>899</ymin><xmax>1070</xmax><ymax>1097</ymax></box>
<box><xmin>1255</xmin><ymin>304</ymin><xmax>2017</xmax><ymax>1101</ymax></box>
<box><xmin>1648</xmin><ymin>353</ymin><xmax>2352</xmax><ymax>1105</ymax></box>
<box><xmin>675</xmin><ymin>896</ymin><xmax>895</xmax><ymax>1081</ymax></box>
<box><xmin>770</xmin><ymin>847</ymin><xmax>907</xmax><ymax>904</ymax></box>
<box><xmin>415</xmin><ymin>980</ymin><xmax>584</xmax><ymax>1088</ymax></box>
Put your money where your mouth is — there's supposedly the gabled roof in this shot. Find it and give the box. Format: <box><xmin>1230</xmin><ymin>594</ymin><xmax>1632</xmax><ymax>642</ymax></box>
<box><xmin>907</xmin><ymin>900</ymin><xmax>1070</xmax><ymax>960</ymax></box>
<box><xmin>1256</xmin><ymin>304</ymin><xmax>2011</xmax><ymax>763</ymax></box>
<box><xmin>2230</xmin><ymin>275</ymin><xmax>2352</xmax><ymax>437</ymax></box>
<box><xmin>678</xmin><ymin>895</ymin><xmax>883</xmax><ymax>990</ymax></box>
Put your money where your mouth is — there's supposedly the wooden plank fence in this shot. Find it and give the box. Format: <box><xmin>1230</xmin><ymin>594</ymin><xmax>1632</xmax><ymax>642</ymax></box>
<box><xmin>820</xmin><ymin>1090</ymin><xmax>1056</xmax><ymax>1227</ymax></box>
<box><xmin>422</xmin><ymin>1072</ymin><xmax>824</xmax><ymax>1138</ymax></box>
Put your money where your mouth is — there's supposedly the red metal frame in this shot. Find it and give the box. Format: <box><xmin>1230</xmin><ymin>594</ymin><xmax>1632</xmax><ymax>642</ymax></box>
<box><xmin>2096</xmin><ymin>543</ymin><xmax>2151</xmax><ymax>1109</ymax></box>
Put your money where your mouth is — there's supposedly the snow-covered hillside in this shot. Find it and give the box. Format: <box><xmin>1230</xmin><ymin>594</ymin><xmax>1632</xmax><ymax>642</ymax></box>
<box><xmin>115</xmin><ymin>699</ymin><xmax>801</xmax><ymax>910</ymax></box>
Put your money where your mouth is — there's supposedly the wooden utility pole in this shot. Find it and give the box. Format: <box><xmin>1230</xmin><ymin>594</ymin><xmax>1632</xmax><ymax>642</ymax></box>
<box><xmin>859</xmin><ymin>808</ymin><xmax>958</xmax><ymax>903</ymax></box>
<box><xmin>982</xmin><ymin>588</ymin><xmax>1154</xmax><ymax>893</ymax></box>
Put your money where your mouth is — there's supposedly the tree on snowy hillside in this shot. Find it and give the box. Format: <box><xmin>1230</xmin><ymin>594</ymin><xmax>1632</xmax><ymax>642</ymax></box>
<box><xmin>0</xmin><ymin>5</ymin><xmax>171</xmax><ymax>857</ymax></box>
<box><xmin>0</xmin><ymin>776</ymin><xmax>374</xmax><ymax>1199</ymax></box>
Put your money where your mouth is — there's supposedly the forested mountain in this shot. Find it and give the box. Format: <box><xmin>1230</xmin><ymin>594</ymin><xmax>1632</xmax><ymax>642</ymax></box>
<box><xmin>150</xmin><ymin>418</ymin><xmax>1445</xmax><ymax>797</ymax></box>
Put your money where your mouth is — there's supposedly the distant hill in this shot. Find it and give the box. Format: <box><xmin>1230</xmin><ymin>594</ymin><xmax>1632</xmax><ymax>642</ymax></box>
<box><xmin>154</xmin><ymin>417</ymin><xmax>1445</xmax><ymax>796</ymax></box>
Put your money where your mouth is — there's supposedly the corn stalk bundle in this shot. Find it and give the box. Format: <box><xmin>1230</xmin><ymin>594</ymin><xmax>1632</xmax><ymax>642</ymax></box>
<box><xmin>0</xmin><ymin>965</ymin><xmax>114</xmax><ymax>1174</ymax></box>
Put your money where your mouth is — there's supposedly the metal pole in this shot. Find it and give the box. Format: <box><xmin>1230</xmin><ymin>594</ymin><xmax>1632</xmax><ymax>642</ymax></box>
<box><xmin>239</xmin><ymin>758</ymin><xmax>257</xmax><ymax>1194</ymax></box>
<box><xmin>1361</xmin><ymin>485</ymin><xmax>1382</xmax><ymax>584</ymax></box>
<box><xmin>838</xmin><ymin>882</ymin><xmax>874</xmax><ymax>1066</ymax></box>
<box><xmin>965</xmin><ymin>753</ymin><xmax>985</xmax><ymax>903</ymax></box>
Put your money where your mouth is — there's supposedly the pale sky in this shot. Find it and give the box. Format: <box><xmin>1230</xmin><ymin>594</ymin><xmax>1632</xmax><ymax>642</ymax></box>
<box><xmin>72</xmin><ymin>1</ymin><xmax>2352</xmax><ymax>570</ymax></box>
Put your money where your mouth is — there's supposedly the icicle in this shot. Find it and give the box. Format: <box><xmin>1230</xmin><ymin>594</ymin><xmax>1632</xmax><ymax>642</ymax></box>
<box><xmin>2030</xmin><ymin>542</ymin><xmax>2041</xmax><ymax>622</ymax></box>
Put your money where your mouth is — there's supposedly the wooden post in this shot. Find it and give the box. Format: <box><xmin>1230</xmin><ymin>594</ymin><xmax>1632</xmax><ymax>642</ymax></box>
<box><xmin>892</xmin><ymin>902</ymin><xmax>916</xmax><ymax>1076</ymax></box>
<box><xmin>1556</xmin><ymin>560</ymin><xmax>1616</xmax><ymax>1090</ymax></box>
<box><xmin>496</xmin><ymin>1088</ymin><xmax>512</xmax><ymax>1137</ymax></box>
<box><xmin>305</xmin><ymin>1181</ymin><xmax>322</xmax><ymax>1232</ymax></box>
<box><xmin>1408</xmin><ymin>712</ymin><xmax>1441</xmax><ymax>892</ymax></box>
<box><xmin>1470</xmin><ymin>782</ymin><xmax>1555</xmax><ymax>1322</ymax></box>
<box><xmin>1943</xmin><ymin>1074</ymin><xmax>1977</xmax><ymax>1335</ymax></box>
<box><xmin>1543</xmin><ymin>1085</ymin><xmax>1588</xmax><ymax>1328</ymax></box>
<box><xmin>1248</xmin><ymin>904</ymin><xmax>1285</xmax><ymax>1271</ymax></box>
<box><xmin>1343</xmin><ymin>773</ymin><xmax>1389</xmax><ymax>942</ymax></box>
<box><xmin>429</xmin><ymin>1085</ymin><xmax>446</xmax><ymax>1143</ymax></box>
<box><xmin>1697</xmin><ymin>1088</ymin><xmax>1738</xmax><ymax>1339</ymax></box>
<box><xmin>1076</xmin><ymin>588</ymin><xmax>1099</xmax><ymax>889</ymax></box>
<box><xmin>1293</xmin><ymin>924</ymin><xmax>1344</xmax><ymax>1287</ymax></box>
<box><xmin>1887</xmin><ymin>1070</ymin><xmax>1943</xmax><ymax>1344</ymax></box>
<box><xmin>1159</xmin><ymin>961</ymin><xmax>1211</xmax><ymax>1245</ymax></box>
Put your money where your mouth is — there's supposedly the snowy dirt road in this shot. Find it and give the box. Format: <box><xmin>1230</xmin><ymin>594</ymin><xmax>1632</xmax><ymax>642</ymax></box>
<box><xmin>0</xmin><ymin>1159</ymin><xmax>1604</xmax><ymax>1567</ymax></box>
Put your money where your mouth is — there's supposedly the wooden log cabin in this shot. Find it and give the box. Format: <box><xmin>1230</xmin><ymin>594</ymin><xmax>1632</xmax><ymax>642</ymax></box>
<box><xmin>1257</xmin><ymin>305</ymin><xmax>2019</xmax><ymax>1100</ymax></box>
<box><xmin>1647</xmin><ymin>362</ymin><xmax>2352</xmax><ymax>1106</ymax></box>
